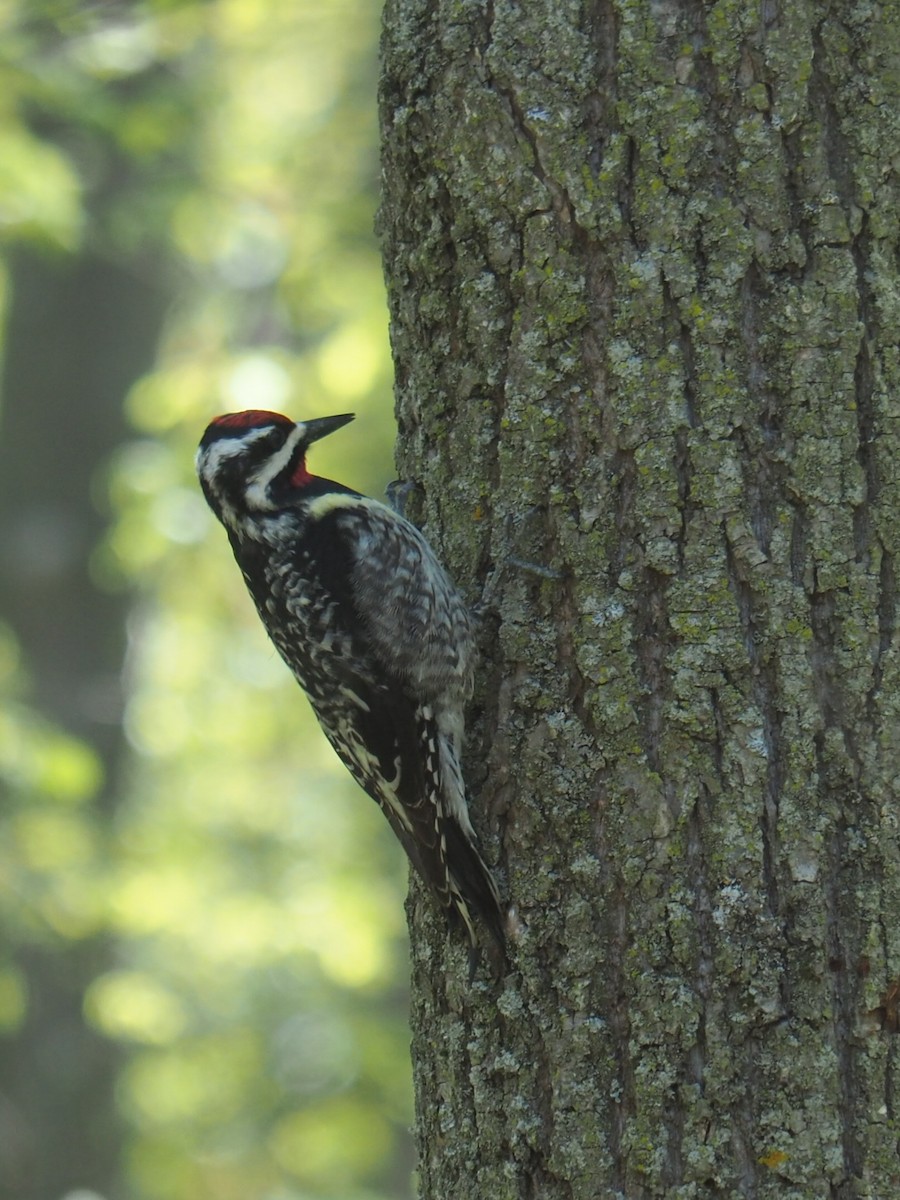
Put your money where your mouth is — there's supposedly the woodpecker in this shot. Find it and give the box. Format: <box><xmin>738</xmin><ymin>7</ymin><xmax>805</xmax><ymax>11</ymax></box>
<box><xmin>196</xmin><ymin>409</ymin><xmax>505</xmax><ymax>959</ymax></box>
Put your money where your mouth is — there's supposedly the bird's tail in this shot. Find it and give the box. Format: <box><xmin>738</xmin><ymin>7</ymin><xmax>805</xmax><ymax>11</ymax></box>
<box><xmin>443</xmin><ymin>816</ymin><xmax>507</xmax><ymax>961</ymax></box>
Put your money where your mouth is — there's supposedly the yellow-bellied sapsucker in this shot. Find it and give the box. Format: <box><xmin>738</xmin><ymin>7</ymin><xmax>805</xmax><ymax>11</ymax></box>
<box><xmin>196</xmin><ymin>410</ymin><xmax>505</xmax><ymax>958</ymax></box>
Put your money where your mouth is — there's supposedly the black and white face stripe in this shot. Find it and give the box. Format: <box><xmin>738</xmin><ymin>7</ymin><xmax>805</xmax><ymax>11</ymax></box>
<box><xmin>196</xmin><ymin>417</ymin><xmax>299</xmax><ymax>519</ymax></box>
<box><xmin>196</xmin><ymin>423</ymin><xmax>283</xmax><ymax>489</ymax></box>
<box><xmin>244</xmin><ymin>423</ymin><xmax>306</xmax><ymax>510</ymax></box>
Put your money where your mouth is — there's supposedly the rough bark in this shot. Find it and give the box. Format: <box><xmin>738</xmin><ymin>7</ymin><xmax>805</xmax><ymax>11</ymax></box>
<box><xmin>379</xmin><ymin>1</ymin><xmax>900</xmax><ymax>1196</ymax></box>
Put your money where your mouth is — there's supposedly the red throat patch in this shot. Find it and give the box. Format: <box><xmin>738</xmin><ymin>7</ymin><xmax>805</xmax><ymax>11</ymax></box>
<box><xmin>290</xmin><ymin>458</ymin><xmax>314</xmax><ymax>488</ymax></box>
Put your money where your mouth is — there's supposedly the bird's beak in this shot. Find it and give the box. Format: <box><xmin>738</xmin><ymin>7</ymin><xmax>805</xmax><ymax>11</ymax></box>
<box><xmin>303</xmin><ymin>413</ymin><xmax>355</xmax><ymax>444</ymax></box>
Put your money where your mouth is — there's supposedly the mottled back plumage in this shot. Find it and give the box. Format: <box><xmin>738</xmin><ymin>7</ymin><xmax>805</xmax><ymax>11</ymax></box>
<box><xmin>196</xmin><ymin>410</ymin><xmax>505</xmax><ymax>960</ymax></box>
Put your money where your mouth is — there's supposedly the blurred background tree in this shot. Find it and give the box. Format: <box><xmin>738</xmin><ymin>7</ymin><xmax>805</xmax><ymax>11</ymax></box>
<box><xmin>0</xmin><ymin>3</ymin><xmax>412</xmax><ymax>1198</ymax></box>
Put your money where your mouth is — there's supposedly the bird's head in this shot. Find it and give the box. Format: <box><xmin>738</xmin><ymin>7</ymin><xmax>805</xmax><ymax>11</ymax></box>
<box><xmin>196</xmin><ymin>410</ymin><xmax>355</xmax><ymax>524</ymax></box>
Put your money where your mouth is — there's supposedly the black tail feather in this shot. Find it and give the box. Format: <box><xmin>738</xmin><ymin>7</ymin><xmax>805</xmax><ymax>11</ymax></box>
<box><xmin>443</xmin><ymin>817</ymin><xmax>507</xmax><ymax>958</ymax></box>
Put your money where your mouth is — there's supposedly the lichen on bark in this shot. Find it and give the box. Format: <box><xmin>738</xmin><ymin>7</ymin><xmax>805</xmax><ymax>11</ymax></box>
<box><xmin>379</xmin><ymin>0</ymin><xmax>900</xmax><ymax>1195</ymax></box>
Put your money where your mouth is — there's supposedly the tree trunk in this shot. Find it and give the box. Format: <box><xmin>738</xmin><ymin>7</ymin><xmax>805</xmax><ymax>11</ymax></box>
<box><xmin>0</xmin><ymin>250</ymin><xmax>169</xmax><ymax>1200</ymax></box>
<box><xmin>379</xmin><ymin>1</ymin><xmax>900</xmax><ymax>1197</ymax></box>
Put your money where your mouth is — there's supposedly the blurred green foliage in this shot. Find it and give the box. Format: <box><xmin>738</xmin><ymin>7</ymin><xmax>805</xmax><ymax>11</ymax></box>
<box><xmin>0</xmin><ymin>2</ymin><xmax>412</xmax><ymax>1197</ymax></box>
